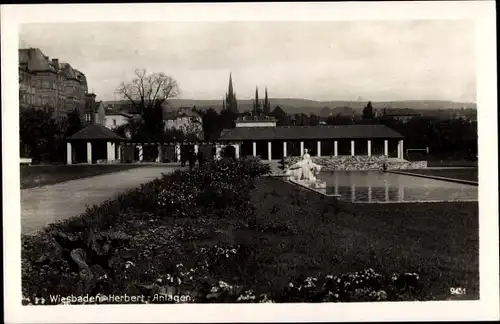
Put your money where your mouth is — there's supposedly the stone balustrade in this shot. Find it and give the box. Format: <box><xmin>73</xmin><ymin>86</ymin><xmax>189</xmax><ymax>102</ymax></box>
<box><xmin>283</xmin><ymin>155</ymin><xmax>427</xmax><ymax>171</ymax></box>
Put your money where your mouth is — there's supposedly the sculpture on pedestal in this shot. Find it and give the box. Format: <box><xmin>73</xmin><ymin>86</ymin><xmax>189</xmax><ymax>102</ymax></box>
<box><xmin>285</xmin><ymin>149</ymin><xmax>323</xmax><ymax>182</ymax></box>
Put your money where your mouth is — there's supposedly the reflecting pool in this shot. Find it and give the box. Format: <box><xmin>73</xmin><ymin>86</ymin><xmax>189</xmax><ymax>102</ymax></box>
<box><xmin>317</xmin><ymin>171</ymin><xmax>478</xmax><ymax>203</ymax></box>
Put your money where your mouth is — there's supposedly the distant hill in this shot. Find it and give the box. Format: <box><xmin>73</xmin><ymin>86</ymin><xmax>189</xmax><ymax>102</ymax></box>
<box><xmin>103</xmin><ymin>98</ymin><xmax>477</xmax><ymax>116</ymax></box>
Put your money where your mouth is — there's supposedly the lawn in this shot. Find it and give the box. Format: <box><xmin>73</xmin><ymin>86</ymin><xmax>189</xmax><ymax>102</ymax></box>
<box><xmin>400</xmin><ymin>168</ymin><xmax>478</xmax><ymax>182</ymax></box>
<box><xmin>21</xmin><ymin>158</ymin><xmax>479</xmax><ymax>303</ymax></box>
<box><xmin>21</xmin><ymin>164</ymin><xmax>145</xmax><ymax>189</ymax></box>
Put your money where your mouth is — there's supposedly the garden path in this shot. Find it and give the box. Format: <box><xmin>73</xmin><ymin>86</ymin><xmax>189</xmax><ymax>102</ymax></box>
<box><xmin>21</xmin><ymin>166</ymin><xmax>179</xmax><ymax>235</ymax></box>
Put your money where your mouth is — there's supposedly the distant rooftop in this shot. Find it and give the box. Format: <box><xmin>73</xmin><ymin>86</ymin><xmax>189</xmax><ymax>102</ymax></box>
<box><xmin>164</xmin><ymin>107</ymin><xmax>200</xmax><ymax>120</ymax></box>
<box><xmin>236</xmin><ymin>115</ymin><xmax>276</xmax><ymax>122</ymax></box>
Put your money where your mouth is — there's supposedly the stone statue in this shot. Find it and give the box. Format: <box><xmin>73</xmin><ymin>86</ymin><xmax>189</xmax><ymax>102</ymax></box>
<box><xmin>286</xmin><ymin>149</ymin><xmax>323</xmax><ymax>182</ymax></box>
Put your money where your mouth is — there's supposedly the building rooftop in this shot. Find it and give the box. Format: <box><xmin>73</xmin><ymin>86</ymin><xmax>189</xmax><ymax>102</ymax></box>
<box><xmin>218</xmin><ymin>124</ymin><xmax>403</xmax><ymax>141</ymax></box>
<box><xmin>104</xmin><ymin>107</ymin><xmax>133</xmax><ymax>118</ymax></box>
<box><xmin>66</xmin><ymin>124</ymin><xmax>126</xmax><ymax>141</ymax></box>
<box><xmin>164</xmin><ymin>107</ymin><xmax>200</xmax><ymax>120</ymax></box>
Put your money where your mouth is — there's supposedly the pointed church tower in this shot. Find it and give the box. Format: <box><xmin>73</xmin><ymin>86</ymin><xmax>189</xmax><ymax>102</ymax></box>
<box><xmin>225</xmin><ymin>72</ymin><xmax>238</xmax><ymax>113</ymax></box>
<box><xmin>263</xmin><ymin>87</ymin><xmax>271</xmax><ymax>115</ymax></box>
<box><xmin>253</xmin><ymin>86</ymin><xmax>261</xmax><ymax>116</ymax></box>
<box><xmin>228</xmin><ymin>73</ymin><xmax>234</xmax><ymax>96</ymax></box>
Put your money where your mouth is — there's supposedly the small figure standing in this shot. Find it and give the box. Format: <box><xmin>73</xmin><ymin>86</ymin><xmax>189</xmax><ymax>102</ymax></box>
<box><xmin>197</xmin><ymin>150</ymin><xmax>204</xmax><ymax>167</ymax></box>
<box><xmin>181</xmin><ymin>148</ymin><xmax>186</xmax><ymax>167</ymax></box>
<box><xmin>382</xmin><ymin>162</ymin><xmax>387</xmax><ymax>172</ymax></box>
<box><xmin>189</xmin><ymin>149</ymin><xmax>196</xmax><ymax>171</ymax></box>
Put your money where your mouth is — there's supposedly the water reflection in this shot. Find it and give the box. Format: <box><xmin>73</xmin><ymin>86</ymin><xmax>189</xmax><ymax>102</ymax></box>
<box><xmin>319</xmin><ymin>171</ymin><xmax>478</xmax><ymax>203</ymax></box>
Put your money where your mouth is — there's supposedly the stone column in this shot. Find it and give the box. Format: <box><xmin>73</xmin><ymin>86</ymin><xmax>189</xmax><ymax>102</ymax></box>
<box><xmin>283</xmin><ymin>141</ymin><xmax>287</xmax><ymax>158</ymax></box>
<box><xmin>215</xmin><ymin>144</ymin><xmax>222</xmax><ymax>160</ymax></box>
<box><xmin>87</xmin><ymin>142</ymin><xmax>92</xmax><ymax>164</ymax></box>
<box><xmin>385</xmin><ymin>182</ymin><xmax>389</xmax><ymax>202</ymax></box>
<box><xmin>234</xmin><ymin>144</ymin><xmax>240</xmax><ymax>159</ymax></box>
<box><xmin>351</xmin><ymin>140</ymin><xmax>355</xmax><ymax>156</ymax></box>
<box><xmin>334</xmin><ymin>140</ymin><xmax>338</xmax><ymax>157</ymax></box>
<box><xmin>367</xmin><ymin>140</ymin><xmax>371</xmax><ymax>157</ymax></box>
<box><xmin>174</xmin><ymin>144</ymin><xmax>181</xmax><ymax>162</ymax></box>
<box><xmin>138</xmin><ymin>144</ymin><xmax>144</xmax><ymax>162</ymax></box>
<box><xmin>400</xmin><ymin>140</ymin><xmax>404</xmax><ymax>159</ymax></box>
<box><xmin>156</xmin><ymin>145</ymin><xmax>162</xmax><ymax>163</ymax></box>
<box><xmin>300</xmin><ymin>141</ymin><xmax>304</xmax><ymax>156</ymax></box>
<box><xmin>317</xmin><ymin>141</ymin><xmax>321</xmax><ymax>157</ymax></box>
<box><xmin>397</xmin><ymin>140</ymin><xmax>401</xmax><ymax>159</ymax></box>
<box><xmin>252</xmin><ymin>142</ymin><xmax>257</xmax><ymax>157</ymax></box>
<box><xmin>268</xmin><ymin>141</ymin><xmax>272</xmax><ymax>161</ymax></box>
<box><xmin>66</xmin><ymin>142</ymin><xmax>72</xmax><ymax>165</ymax></box>
<box><xmin>111</xmin><ymin>142</ymin><xmax>116</xmax><ymax>162</ymax></box>
<box><xmin>384</xmin><ymin>140</ymin><xmax>388</xmax><ymax>156</ymax></box>
<box><xmin>117</xmin><ymin>144</ymin><xmax>122</xmax><ymax>161</ymax></box>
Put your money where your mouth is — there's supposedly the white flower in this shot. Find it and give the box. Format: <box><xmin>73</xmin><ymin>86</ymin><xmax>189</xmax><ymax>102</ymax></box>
<box><xmin>289</xmin><ymin>282</ymin><xmax>294</xmax><ymax>288</ymax></box>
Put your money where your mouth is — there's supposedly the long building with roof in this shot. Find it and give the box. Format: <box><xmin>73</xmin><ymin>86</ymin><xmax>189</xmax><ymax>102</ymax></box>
<box><xmin>218</xmin><ymin>116</ymin><xmax>406</xmax><ymax>160</ymax></box>
<box><xmin>18</xmin><ymin>47</ymin><xmax>97</xmax><ymax>121</ymax></box>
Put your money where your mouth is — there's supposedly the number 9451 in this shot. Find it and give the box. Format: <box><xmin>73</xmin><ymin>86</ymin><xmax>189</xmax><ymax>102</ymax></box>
<box><xmin>450</xmin><ymin>287</ymin><xmax>466</xmax><ymax>295</ymax></box>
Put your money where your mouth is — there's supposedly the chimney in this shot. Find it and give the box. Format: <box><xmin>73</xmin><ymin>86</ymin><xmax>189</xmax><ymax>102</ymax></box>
<box><xmin>52</xmin><ymin>58</ymin><xmax>59</xmax><ymax>70</ymax></box>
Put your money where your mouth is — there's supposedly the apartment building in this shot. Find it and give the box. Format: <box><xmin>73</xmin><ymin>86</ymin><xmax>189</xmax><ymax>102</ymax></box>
<box><xmin>18</xmin><ymin>47</ymin><xmax>96</xmax><ymax>121</ymax></box>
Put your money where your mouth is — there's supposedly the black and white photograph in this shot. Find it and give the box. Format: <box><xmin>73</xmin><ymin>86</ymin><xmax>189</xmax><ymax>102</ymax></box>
<box><xmin>2</xmin><ymin>2</ymin><xmax>499</xmax><ymax>323</ymax></box>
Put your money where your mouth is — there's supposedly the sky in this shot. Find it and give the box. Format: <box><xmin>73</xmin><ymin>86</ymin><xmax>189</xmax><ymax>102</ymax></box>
<box><xmin>19</xmin><ymin>21</ymin><xmax>476</xmax><ymax>102</ymax></box>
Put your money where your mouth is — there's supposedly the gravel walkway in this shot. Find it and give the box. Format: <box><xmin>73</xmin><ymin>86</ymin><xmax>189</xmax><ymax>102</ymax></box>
<box><xmin>21</xmin><ymin>166</ymin><xmax>178</xmax><ymax>235</ymax></box>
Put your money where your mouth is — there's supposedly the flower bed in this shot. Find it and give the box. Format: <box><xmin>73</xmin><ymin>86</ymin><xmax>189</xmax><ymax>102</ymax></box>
<box><xmin>21</xmin><ymin>157</ymin><xmax>477</xmax><ymax>304</ymax></box>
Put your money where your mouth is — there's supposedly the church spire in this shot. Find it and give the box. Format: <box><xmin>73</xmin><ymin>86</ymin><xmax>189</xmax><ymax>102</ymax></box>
<box><xmin>228</xmin><ymin>72</ymin><xmax>234</xmax><ymax>97</ymax></box>
<box><xmin>263</xmin><ymin>87</ymin><xmax>270</xmax><ymax>114</ymax></box>
<box><xmin>253</xmin><ymin>86</ymin><xmax>261</xmax><ymax>116</ymax></box>
<box><xmin>225</xmin><ymin>72</ymin><xmax>238</xmax><ymax>113</ymax></box>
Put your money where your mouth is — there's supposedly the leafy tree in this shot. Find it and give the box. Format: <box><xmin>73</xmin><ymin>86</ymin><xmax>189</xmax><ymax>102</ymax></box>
<box><xmin>326</xmin><ymin>114</ymin><xmax>353</xmax><ymax>125</ymax></box>
<box><xmin>196</xmin><ymin>107</ymin><xmax>221</xmax><ymax>141</ymax></box>
<box><xmin>309</xmin><ymin>113</ymin><xmax>320</xmax><ymax>126</ymax></box>
<box><xmin>65</xmin><ymin>108</ymin><xmax>83</xmax><ymax>137</ymax></box>
<box><xmin>362</xmin><ymin>101</ymin><xmax>375</xmax><ymax>119</ymax></box>
<box><xmin>219</xmin><ymin>108</ymin><xmax>238</xmax><ymax>130</ymax></box>
<box><xmin>20</xmin><ymin>105</ymin><xmax>66</xmax><ymax>163</ymax></box>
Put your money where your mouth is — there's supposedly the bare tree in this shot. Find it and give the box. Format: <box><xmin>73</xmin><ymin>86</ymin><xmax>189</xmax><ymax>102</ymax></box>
<box><xmin>115</xmin><ymin>68</ymin><xmax>180</xmax><ymax>117</ymax></box>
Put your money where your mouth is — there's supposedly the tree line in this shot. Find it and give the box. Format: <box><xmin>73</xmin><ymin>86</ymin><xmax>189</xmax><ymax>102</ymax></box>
<box><xmin>19</xmin><ymin>68</ymin><xmax>477</xmax><ymax>164</ymax></box>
